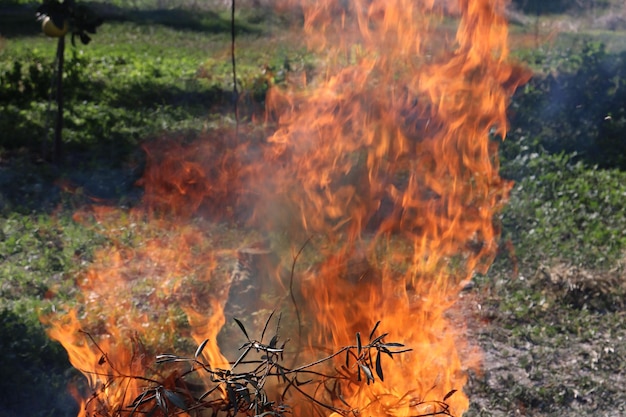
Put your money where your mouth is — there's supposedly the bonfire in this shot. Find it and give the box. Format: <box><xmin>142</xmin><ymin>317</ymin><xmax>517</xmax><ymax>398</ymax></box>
<box><xmin>42</xmin><ymin>1</ymin><xmax>530</xmax><ymax>416</ymax></box>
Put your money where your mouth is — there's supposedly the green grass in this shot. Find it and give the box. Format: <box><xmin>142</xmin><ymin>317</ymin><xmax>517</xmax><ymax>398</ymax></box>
<box><xmin>0</xmin><ymin>4</ymin><xmax>312</xmax><ymax>158</ymax></box>
<box><xmin>0</xmin><ymin>211</ymin><xmax>102</xmax><ymax>417</ymax></box>
<box><xmin>500</xmin><ymin>152</ymin><xmax>626</xmax><ymax>268</ymax></box>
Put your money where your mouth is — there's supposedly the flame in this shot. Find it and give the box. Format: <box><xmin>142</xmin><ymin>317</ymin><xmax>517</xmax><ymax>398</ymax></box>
<box><xmin>44</xmin><ymin>208</ymin><xmax>239</xmax><ymax>417</ymax></box>
<box><xmin>43</xmin><ymin>1</ymin><xmax>530</xmax><ymax>416</ymax></box>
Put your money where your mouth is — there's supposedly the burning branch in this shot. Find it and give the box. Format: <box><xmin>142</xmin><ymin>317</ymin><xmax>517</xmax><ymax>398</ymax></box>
<box><xmin>73</xmin><ymin>315</ymin><xmax>458</xmax><ymax>417</ymax></box>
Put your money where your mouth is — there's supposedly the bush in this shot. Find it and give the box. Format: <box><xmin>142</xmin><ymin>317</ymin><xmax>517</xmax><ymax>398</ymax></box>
<box><xmin>0</xmin><ymin>45</ymin><xmax>214</xmax><ymax>154</ymax></box>
<box><xmin>501</xmin><ymin>151</ymin><xmax>626</xmax><ymax>268</ymax></box>
<box><xmin>510</xmin><ymin>0</ymin><xmax>611</xmax><ymax>15</ymax></box>
<box><xmin>505</xmin><ymin>41</ymin><xmax>626</xmax><ymax>170</ymax></box>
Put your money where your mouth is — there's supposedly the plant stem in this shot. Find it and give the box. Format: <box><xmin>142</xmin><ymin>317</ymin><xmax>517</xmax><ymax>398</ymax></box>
<box><xmin>54</xmin><ymin>35</ymin><xmax>65</xmax><ymax>162</ymax></box>
<box><xmin>231</xmin><ymin>0</ymin><xmax>239</xmax><ymax>137</ymax></box>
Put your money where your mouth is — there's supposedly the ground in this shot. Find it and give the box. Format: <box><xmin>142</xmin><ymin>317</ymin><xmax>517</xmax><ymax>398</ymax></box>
<box><xmin>2</xmin><ymin>1</ymin><xmax>626</xmax><ymax>416</ymax></box>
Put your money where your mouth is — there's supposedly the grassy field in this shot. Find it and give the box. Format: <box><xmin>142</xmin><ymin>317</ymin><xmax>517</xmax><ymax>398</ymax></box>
<box><xmin>1</xmin><ymin>1</ymin><xmax>626</xmax><ymax>417</ymax></box>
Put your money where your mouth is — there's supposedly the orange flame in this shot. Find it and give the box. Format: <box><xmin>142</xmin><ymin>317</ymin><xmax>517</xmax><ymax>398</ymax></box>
<box><xmin>44</xmin><ymin>1</ymin><xmax>530</xmax><ymax>416</ymax></box>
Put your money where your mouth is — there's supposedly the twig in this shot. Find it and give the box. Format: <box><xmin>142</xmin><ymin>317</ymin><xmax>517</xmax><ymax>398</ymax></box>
<box><xmin>231</xmin><ymin>0</ymin><xmax>239</xmax><ymax>136</ymax></box>
<box><xmin>290</xmin><ymin>236</ymin><xmax>313</xmax><ymax>348</ymax></box>
<box><xmin>54</xmin><ymin>35</ymin><xmax>65</xmax><ymax>162</ymax></box>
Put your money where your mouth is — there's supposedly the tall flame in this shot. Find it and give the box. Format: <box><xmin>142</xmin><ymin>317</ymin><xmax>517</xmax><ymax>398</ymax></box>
<box><xmin>250</xmin><ymin>1</ymin><xmax>528</xmax><ymax>414</ymax></box>
<box><xmin>44</xmin><ymin>1</ymin><xmax>529</xmax><ymax>416</ymax></box>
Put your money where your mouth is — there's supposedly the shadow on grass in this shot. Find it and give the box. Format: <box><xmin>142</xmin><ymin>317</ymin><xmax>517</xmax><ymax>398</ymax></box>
<box><xmin>106</xmin><ymin>7</ymin><xmax>263</xmax><ymax>34</ymax></box>
<box><xmin>0</xmin><ymin>3</ymin><xmax>41</xmax><ymax>37</ymax></box>
<box><xmin>107</xmin><ymin>78</ymin><xmax>234</xmax><ymax>108</ymax></box>
<box><xmin>0</xmin><ymin>2</ymin><xmax>266</xmax><ymax>38</ymax></box>
<box><xmin>0</xmin><ymin>309</ymin><xmax>78</xmax><ymax>417</ymax></box>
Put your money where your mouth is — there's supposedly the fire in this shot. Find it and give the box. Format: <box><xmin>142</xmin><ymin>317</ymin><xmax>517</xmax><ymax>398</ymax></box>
<box><xmin>43</xmin><ymin>1</ymin><xmax>530</xmax><ymax>417</ymax></box>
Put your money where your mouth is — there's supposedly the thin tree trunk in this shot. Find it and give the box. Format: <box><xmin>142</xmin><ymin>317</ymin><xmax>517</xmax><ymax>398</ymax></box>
<box><xmin>54</xmin><ymin>35</ymin><xmax>65</xmax><ymax>163</ymax></box>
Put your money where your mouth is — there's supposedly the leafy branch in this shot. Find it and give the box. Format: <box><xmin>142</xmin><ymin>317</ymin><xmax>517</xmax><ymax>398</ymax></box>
<box><xmin>75</xmin><ymin>315</ymin><xmax>457</xmax><ymax>417</ymax></box>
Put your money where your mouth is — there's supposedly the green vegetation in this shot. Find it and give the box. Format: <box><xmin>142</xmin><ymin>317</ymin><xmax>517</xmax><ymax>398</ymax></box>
<box><xmin>0</xmin><ymin>8</ymin><xmax>309</xmax><ymax>156</ymax></box>
<box><xmin>466</xmin><ymin>22</ymin><xmax>626</xmax><ymax>416</ymax></box>
<box><xmin>496</xmin><ymin>35</ymin><xmax>626</xmax><ymax>271</ymax></box>
<box><xmin>1</xmin><ymin>1</ymin><xmax>626</xmax><ymax>417</ymax></box>
<box><xmin>502</xmin><ymin>153</ymin><xmax>626</xmax><ymax>268</ymax></box>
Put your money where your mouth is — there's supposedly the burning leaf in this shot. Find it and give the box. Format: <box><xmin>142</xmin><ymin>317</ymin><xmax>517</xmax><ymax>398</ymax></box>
<box><xmin>260</xmin><ymin>310</ymin><xmax>275</xmax><ymax>342</ymax></box>
<box><xmin>198</xmin><ymin>385</ymin><xmax>220</xmax><ymax>401</ymax></box>
<box><xmin>359</xmin><ymin>363</ymin><xmax>374</xmax><ymax>385</ymax></box>
<box><xmin>234</xmin><ymin>318</ymin><xmax>250</xmax><ymax>341</ymax></box>
<box><xmin>129</xmin><ymin>389</ymin><xmax>156</xmax><ymax>414</ymax></box>
<box><xmin>295</xmin><ymin>377</ymin><xmax>312</xmax><ymax>386</ymax></box>
<box><xmin>227</xmin><ymin>383</ymin><xmax>238</xmax><ymax>414</ymax></box>
<box><xmin>370</xmin><ymin>332</ymin><xmax>389</xmax><ymax>345</ymax></box>
<box><xmin>155</xmin><ymin>388</ymin><xmax>168</xmax><ymax>415</ymax></box>
<box><xmin>369</xmin><ymin>321</ymin><xmax>381</xmax><ymax>341</ymax></box>
<box><xmin>163</xmin><ymin>389</ymin><xmax>187</xmax><ymax>411</ymax></box>
<box><xmin>269</xmin><ymin>334</ymin><xmax>279</xmax><ymax>349</ymax></box>
<box><xmin>233</xmin><ymin>344</ymin><xmax>252</xmax><ymax>368</ymax></box>
<box><xmin>236</xmin><ymin>383</ymin><xmax>251</xmax><ymax>406</ymax></box>
<box><xmin>443</xmin><ymin>389</ymin><xmax>458</xmax><ymax>402</ymax></box>
<box><xmin>335</xmin><ymin>382</ymin><xmax>350</xmax><ymax>407</ymax></box>
<box><xmin>278</xmin><ymin>364</ymin><xmax>288</xmax><ymax>384</ymax></box>
<box><xmin>375</xmin><ymin>351</ymin><xmax>384</xmax><ymax>382</ymax></box>
<box><xmin>194</xmin><ymin>338</ymin><xmax>209</xmax><ymax>361</ymax></box>
<box><xmin>43</xmin><ymin>1</ymin><xmax>530</xmax><ymax>416</ymax></box>
<box><xmin>155</xmin><ymin>354</ymin><xmax>186</xmax><ymax>364</ymax></box>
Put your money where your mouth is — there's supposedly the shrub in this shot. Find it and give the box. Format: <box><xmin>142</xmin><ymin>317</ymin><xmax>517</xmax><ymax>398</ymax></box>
<box><xmin>501</xmin><ymin>151</ymin><xmax>626</xmax><ymax>268</ymax></box>
<box><xmin>505</xmin><ymin>41</ymin><xmax>626</xmax><ymax>170</ymax></box>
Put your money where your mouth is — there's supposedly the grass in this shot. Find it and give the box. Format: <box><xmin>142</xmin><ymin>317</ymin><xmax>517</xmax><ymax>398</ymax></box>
<box><xmin>1</xmin><ymin>1</ymin><xmax>626</xmax><ymax>417</ymax></box>
<box><xmin>0</xmin><ymin>4</ymin><xmax>311</xmax><ymax>157</ymax></box>
<box><xmin>463</xmin><ymin>18</ymin><xmax>626</xmax><ymax>414</ymax></box>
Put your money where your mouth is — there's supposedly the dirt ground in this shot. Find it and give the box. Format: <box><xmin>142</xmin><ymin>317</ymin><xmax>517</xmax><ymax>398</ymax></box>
<box><xmin>457</xmin><ymin>272</ymin><xmax>626</xmax><ymax>417</ymax></box>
